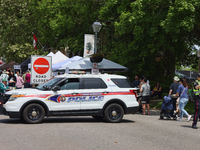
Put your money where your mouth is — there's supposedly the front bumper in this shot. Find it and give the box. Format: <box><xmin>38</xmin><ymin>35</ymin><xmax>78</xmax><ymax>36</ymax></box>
<box><xmin>3</xmin><ymin>108</ymin><xmax>20</xmax><ymax>118</ymax></box>
<box><xmin>0</xmin><ymin>94</ymin><xmax>11</xmax><ymax>104</ymax></box>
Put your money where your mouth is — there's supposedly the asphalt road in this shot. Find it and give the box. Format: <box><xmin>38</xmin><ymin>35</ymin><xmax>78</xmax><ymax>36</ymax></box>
<box><xmin>0</xmin><ymin>112</ymin><xmax>199</xmax><ymax>150</ymax></box>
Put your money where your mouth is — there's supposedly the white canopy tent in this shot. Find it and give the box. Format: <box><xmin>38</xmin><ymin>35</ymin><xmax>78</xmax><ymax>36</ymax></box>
<box><xmin>47</xmin><ymin>52</ymin><xmax>55</xmax><ymax>57</ymax></box>
<box><xmin>56</xmin><ymin>57</ymin><xmax>128</xmax><ymax>72</ymax></box>
<box><xmin>52</xmin><ymin>56</ymin><xmax>82</xmax><ymax>71</ymax></box>
<box><xmin>52</xmin><ymin>51</ymin><xmax>69</xmax><ymax>65</ymax></box>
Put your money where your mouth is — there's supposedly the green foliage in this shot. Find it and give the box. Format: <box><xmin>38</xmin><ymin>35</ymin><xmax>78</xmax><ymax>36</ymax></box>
<box><xmin>0</xmin><ymin>0</ymin><xmax>41</xmax><ymax>63</ymax></box>
<box><xmin>0</xmin><ymin>0</ymin><xmax>200</xmax><ymax>84</ymax></box>
<box><xmin>34</xmin><ymin>0</ymin><xmax>102</xmax><ymax>53</ymax></box>
<box><xmin>0</xmin><ymin>0</ymin><xmax>103</xmax><ymax>63</ymax></box>
<box><xmin>99</xmin><ymin>0</ymin><xmax>200</xmax><ymax>83</ymax></box>
<box><xmin>2</xmin><ymin>43</ymin><xmax>40</xmax><ymax>63</ymax></box>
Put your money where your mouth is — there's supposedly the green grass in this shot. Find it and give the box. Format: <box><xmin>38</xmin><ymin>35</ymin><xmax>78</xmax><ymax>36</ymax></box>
<box><xmin>150</xmin><ymin>101</ymin><xmax>195</xmax><ymax>114</ymax></box>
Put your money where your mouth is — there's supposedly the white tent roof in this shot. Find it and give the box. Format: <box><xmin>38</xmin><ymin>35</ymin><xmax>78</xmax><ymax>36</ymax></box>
<box><xmin>47</xmin><ymin>52</ymin><xmax>55</xmax><ymax>57</ymax></box>
<box><xmin>52</xmin><ymin>56</ymin><xmax>82</xmax><ymax>71</ymax></box>
<box><xmin>52</xmin><ymin>51</ymin><xmax>69</xmax><ymax>65</ymax></box>
<box><xmin>57</xmin><ymin>57</ymin><xmax>128</xmax><ymax>72</ymax></box>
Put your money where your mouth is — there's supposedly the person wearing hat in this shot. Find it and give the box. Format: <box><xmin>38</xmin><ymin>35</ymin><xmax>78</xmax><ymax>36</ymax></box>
<box><xmin>192</xmin><ymin>73</ymin><xmax>200</xmax><ymax>129</ymax></box>
<box><xmin>169</xmin><ymin>76</ymin><xmax>180</xmax><ymax>112</ymax></box>
<box><xmin>0</xmin><ymin>79</ymin><xmax>9</xmax><ymax>93</ymax></box>
<box><xmin>0</xmin><ymin>79</ymin><xmax>9</xmax><ymax>114</ymax></box>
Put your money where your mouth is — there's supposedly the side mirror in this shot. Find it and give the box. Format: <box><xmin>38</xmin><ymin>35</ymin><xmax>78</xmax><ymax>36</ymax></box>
<box><xmin>52</xmin><ymin>86</ymin><xmax>60</xmax><ymax>91</ymax></box>
<box><xmin>43</xmin><ymin>85</ymin><xmax>49</xmax><ymax>90</ymax></box>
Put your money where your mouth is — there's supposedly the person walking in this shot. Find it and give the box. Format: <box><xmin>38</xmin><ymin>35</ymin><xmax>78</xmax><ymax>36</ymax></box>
<box><xmin>16</xmin><ymin>74</ymin><xmax>24</xmax><ymax>89</ymax></box>
<box><xmin>169</xmin><ymin>76</ymin><xmax>180</xmax><ymax>112</ymax></box>
<box><xmin>175</xmin><ymin>79</ymin><xmax>191</xmax><ymax>122</ymax></box>
<box><xmin>192</xmin><ymin>74</ymin><xmax>200</xmax><ymax>129</ymax></box>
<box><xmin>140</xmin><ymin>78</ymin><xmax>151</xmax><ymax>115</ymax></box>
<box><xmin>8</xmin><ymin>71</ymin><xmax>16</xmax><ymax>90</ymax></box>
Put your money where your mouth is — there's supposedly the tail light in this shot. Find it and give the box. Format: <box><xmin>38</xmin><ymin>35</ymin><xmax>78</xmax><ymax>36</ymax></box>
<box><xmin>0</xmin><ymin>102</ymin><xmax>2</xmax><ymax>105</ymax></box>
<box><xmin>130</xmin><ymin>90</ymin><xmax>137</xmax><ymax>98</ymax></box>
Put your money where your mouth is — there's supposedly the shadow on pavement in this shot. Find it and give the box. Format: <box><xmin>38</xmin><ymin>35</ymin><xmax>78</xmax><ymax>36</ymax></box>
<box><xmin>135</xmin><ymin>109</ymin><xmax>161</xmax><ymax>116</ymax></box>
<box><xmin>181</xmin><ymin>125</ymin><xmax>193</xmax><ymax>129</ymax></box>
<box><xmin>0</xmin><ymin>118</ymin><xmax>23</xmax><ymax>124</ymax></box>
<box><xmin>0</xmin><ymin>117</ymin><xmax>135</xmax><ymax>124</ymax></box>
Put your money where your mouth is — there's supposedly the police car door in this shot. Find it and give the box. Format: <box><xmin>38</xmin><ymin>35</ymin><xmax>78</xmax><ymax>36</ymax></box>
<box><xmin>80</xmin><ymin>77</ymin><xmax>113</xmax><ymax>110</ymax></box>
<box><xmin>49</xmin><ymin>78</ymin><xmax>81</xmax><ymax>111</ymax></box>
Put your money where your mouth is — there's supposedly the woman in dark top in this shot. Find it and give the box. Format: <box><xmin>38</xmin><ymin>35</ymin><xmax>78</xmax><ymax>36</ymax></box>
<box><xmin>8</xmin><ymin>71</ymin><xmax>16</xmax><ymax>90</ymax></box>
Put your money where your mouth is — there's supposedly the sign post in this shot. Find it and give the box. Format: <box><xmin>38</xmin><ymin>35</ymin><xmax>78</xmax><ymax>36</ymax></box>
<box><xmin>31</xmin><ymin>56</ymin><xmax>52</xmax><ymax>84</ymax></box>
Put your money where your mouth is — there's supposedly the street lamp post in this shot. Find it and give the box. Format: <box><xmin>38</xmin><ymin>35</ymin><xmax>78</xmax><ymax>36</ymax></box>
<box><xmin>92</xmin><ymin>20</ymin><xmax>102</xmax><ymax>54</ymax></box>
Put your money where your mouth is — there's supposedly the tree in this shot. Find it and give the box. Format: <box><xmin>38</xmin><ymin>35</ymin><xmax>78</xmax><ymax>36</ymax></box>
<box><xmin>99</xmin><ymin>0</ymin><xmax>200</xmax><ymax>83</ymax></box>
<box><xmin>0</xmin><ymin>0</ymin><xmax>40</xmax><ymax>63</ymax></box>
<box><xmin>0</xmin><ymin>0</ymin><xmax>103</xmax><ymax>62</ymax></box>
<box><xmin>34</xmin><ymin>0</ymin><xmax>103</xmax><ymax>54</ymax></box>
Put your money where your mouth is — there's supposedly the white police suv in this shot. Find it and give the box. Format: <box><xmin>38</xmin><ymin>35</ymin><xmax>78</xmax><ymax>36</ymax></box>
<box><xmin>2</xmin><ymin>74</ymin><xmax>139</xmax><ymax>124</ymax></box>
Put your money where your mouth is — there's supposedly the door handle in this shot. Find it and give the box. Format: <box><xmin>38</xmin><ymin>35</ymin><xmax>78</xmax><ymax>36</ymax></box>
<box><xmin>71</xmin><ymin>93</ymin><xmax>78</xmax><ymax>95</ymax></box>
<box><xmin>103</xmin><ymin>91</ymin><xmax>109</xmax><ymax>94</ymax></box>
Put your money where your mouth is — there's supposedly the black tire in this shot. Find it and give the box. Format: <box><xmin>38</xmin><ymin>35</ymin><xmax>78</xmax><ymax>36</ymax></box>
<box><xmin>160</xmin><ymin>115</ymin><xmax>164</xmax><ymax>119</ymax></box>
<box><xmin>20</xmin><ymin>116</ymin><xmax>24</xmax><ymax>121</ymax></box>
<box><xmin>23</xmin><ymin>103</ymin><xmax>45</xmax><ymax>124</ymax></box>
<box><xmin>92</xmin><ymin>116</ymin><xmax>104</xmax><ymax>120</ymax></box>
<box><xmin>104</xmin><ymin>103</ymin><xmax>124</xmax><ymax>123</ymax></box>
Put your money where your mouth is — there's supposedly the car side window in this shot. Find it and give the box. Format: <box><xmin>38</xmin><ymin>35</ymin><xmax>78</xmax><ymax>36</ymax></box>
<box><xmin>82</xmin><ymin>78</ymin><xmax>107</xmax><ymax>89</ymax></box>
<box><xmin>111</xmin><ymin>78</ymin><xmax>134</xmax><ymax>88</ymax></box>
<box><xmin>58</xmin><ymin>78</ymin><xmax>80</xmax><ymax>90</ymax></box>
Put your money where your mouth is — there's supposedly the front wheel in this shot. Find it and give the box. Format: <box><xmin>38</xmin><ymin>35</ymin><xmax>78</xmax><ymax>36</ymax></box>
<box><xmin>23</xmin><ymin>103</ymin><xmax>45</xmax><ymax>124</ymax></box>
<box><xmin>104</xmin><ymin>103</ymin><xmax>124</xmax><ymax>123</ymax></box>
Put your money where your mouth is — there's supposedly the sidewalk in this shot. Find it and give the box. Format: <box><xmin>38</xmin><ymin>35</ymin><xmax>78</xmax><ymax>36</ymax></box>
<box><xmin>150</xmin><ymin>98</ymin><xmax>163</xmax><ymax>104</ymax></box>
<box><xmin>136</xmin><ymin>98</ymin><xmax>163</xmax><ymax>116</ymax></box>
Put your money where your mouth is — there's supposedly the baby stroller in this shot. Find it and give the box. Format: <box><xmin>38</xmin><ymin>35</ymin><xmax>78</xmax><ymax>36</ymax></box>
<box><xmin>160</xmin><ymin>95</ymin><xmax>176</xmax><ymax>120</ymax></box>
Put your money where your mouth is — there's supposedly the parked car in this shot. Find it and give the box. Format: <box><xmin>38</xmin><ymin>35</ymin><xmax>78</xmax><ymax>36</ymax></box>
<box><xmin>2</xmin><ymin>74</ymin><xmax>139</xmax><ymax>124</ymax></box>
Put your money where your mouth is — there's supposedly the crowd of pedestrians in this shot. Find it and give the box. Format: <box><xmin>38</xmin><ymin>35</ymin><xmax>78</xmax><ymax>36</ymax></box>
<box><xmin>134</xmin><ymin>74</ymin><xmax>200</xmax><ymax>129</ymax></box>
<box><xmin>133</xmin><ymin>75</ymin><xmax>151</xmax><ymax>115</ymax></box>
<box><xmin>0</xmin><ymin>69</ymin><xmax>32</xmax><ymax>94</ymax></box>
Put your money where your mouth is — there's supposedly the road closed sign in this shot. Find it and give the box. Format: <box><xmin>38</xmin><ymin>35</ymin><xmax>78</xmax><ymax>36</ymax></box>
<box><xmin>31</xmin><ymin>56</ymin><xmax>52</xmax><ymax>84</ymax></box>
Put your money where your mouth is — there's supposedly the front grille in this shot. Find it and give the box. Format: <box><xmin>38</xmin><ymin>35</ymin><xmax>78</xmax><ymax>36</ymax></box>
<box><xmin>0</xmin><ymin>94</ymin><xmax>11</xmax><ymax>104</ymax></box>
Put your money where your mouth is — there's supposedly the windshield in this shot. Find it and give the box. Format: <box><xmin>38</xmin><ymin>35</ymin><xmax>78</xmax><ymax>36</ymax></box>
<box><xmin>36</xmin><ymin>77</ymin><xmax>63</xmax><ymax>90</ymax></box>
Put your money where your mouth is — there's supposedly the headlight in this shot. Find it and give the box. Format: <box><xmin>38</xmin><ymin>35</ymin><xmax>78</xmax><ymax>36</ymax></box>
<box><xmin>8</xmin><ymin>94</ymin><xmax>25</xmax><ymax>101</ymax></box>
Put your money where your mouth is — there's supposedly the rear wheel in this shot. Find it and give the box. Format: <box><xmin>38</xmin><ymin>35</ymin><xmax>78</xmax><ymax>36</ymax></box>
<box><xmin>104</xmin><ymin>103</ymin><xmax>124</xmax><ymax>123</ymax></box>
<box><xmin>23</xmin><ymin>103</ymin><xmax>45</xmax><ymax>124</ymax></box>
